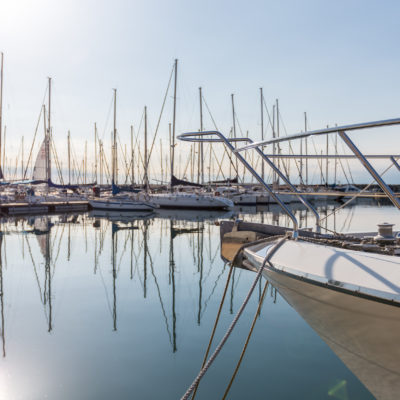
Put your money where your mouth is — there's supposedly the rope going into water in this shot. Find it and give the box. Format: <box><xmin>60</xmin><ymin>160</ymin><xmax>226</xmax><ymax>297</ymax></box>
<box><xmin>180</xmin><ymin>234</ymin><xmax>289</xmax><ymax>400</ymax></box>
<box><xmin>190</xmin><ymin>233</ymin><xmax>284</xmax><ymax>400</ymax></box>
<box><xmin>221</xmin><ymin>279</ymin><xmax>270</xmax><ymax>399</ymax></box>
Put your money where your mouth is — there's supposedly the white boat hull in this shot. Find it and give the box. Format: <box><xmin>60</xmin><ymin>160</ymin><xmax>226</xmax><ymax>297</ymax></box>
<box><xmin>89</xmin><ymin>198</ymin><xmax>155</xmax><ymax>211</ymax></box>
<box><xmin>147</xmin><ymin>193</ymin><xmax>233</xmax><ymax>210</ymax></box>
<box><xmin>242</xmin><ymin>239</ymin><xmax>400</xmax><ymax>399</ymax></box>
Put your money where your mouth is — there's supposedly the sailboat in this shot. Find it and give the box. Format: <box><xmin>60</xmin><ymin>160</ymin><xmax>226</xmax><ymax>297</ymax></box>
<box><xmin>141</xmin><ymin>60</ymin><xmax>233</xmax><ymax>211</ymax></box>
<box><xmin>89</xmin><ymin>89</ymin><xmax>157</xmax><ymax>212</ymax></box>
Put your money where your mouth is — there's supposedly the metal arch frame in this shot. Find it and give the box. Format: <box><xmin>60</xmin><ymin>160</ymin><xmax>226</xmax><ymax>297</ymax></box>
<box><xmin>236</xmin><ymin>117</ymin><xmax>400</xmax><ymax>151</ymax></box>
<box><xmin>178</xmin><ymin>131</ymin><xmax>321</xmax><ymax>237</ymax></box>
<box><xmin>233</xmin><ymin>117</ymin><xmax>400</xmax><ymax>211</ymax></box>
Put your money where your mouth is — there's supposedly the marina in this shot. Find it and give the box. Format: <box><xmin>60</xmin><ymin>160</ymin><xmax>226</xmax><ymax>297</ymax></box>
<box><xmin>2</xmin><ymin>1</ymin><xmax>400</xmax><ymax>399</ymax></box>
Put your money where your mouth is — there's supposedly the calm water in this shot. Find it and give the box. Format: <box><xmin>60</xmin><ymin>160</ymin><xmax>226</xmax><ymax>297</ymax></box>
<box><xmin>1</xmin><ymin>200</ymin><xmax>396</xmax><ymax>399</ymax></box>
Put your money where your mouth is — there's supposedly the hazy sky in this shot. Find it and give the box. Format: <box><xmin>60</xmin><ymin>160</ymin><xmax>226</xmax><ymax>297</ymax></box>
<box><xmin>1</xmin><ymin>0</ymin><xmax>400</xmax><ymax>183</ymax></box>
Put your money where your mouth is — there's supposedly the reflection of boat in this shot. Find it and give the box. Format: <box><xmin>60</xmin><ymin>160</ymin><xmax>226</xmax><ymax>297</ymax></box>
<box><xmin>88</xmin><ymin>209</ymin><xmax>154</xmax><ymax>222</ymax></box>
<box><xmin>155</xmin><ymin>208</ymin><xmax>234</xmax><ymax>222</ymax></box>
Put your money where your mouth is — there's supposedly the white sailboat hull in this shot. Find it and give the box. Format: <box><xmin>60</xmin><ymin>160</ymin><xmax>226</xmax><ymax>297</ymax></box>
<box><xmin>89</xmin><ymin>198</ymin><xmax>156</xmax><ymax>211</ymax></box>
<box><xmin>147</xmin><ymin>193</ymin><xmax>233</xmax><ymax>210</ymax></box>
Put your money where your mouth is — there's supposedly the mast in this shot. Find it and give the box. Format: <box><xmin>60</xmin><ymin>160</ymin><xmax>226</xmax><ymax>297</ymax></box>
<box><xmin>100</xmin><ymin>140</ymin><xmax>103</xmax><ymax>186</ymax></box>
<box><xmin>160</xmin><ymin>138</ymin><xmax>163</xmax><ymax>183</ymax></box>
<box><xmin>21</xmin><ymin>136</ymin><xmax>24</xmax><ymax>179</ymax></box>
<box><xmin>305</xmin><ymin>112</ymin><xmax>308</xmax><ymax>185</ymax></box>
<box><xmin>326</xmin><ymin>134</ymin><xmax>329</xmax><ymax>186</ymax></box>
<box><xmin>260</xmin><ymin>88</ymin><xmax>264</xmax><ymax>181</ymax></box>
<box><xmin>168</xmin><ymin>122</ymin><xmax>171</xmax><ymax>180</ymax></box>
<box><xmin>112</xmin><ymin>88</ymin><xmax>117</xmax><ymax>185</ymax></box>
<box><xmin>67</xmin><ymin>131</ymin><xmax>71</xmax><ymax>185</ymax></box>
<box><xmin>144</xmin><ymin>106</ymin><xmax>149</xmax><ymax>191</ymax></box>
<box><xmin>334</xmin><ymin>131</ymin><xmax>338</xmax><ymax>184</ymax></box>
<box><xmin>170</xmin><ymin>59</ymin><xmax>178</xmax><ymax>181</ymax></box>
<box><xmin>231</xmin><ymin>93</ymin><xmax>239</xmax><ymax>177</ymax></box>
<box><xmin>0</xmin><ymin>52</ymin><xmax>3</xmax><ymax>178</ymax></box>
<box><xmin>276</xmin><ymin>99</ymin><xmax>280</xmax><ymax>187</ymax></box>
<box><xmin>84</xmin><ymin>140</ymin><xmax>87</xmax><ymax>185</ymax></box>
<box><xmin>272</xmin><ymin>104</ymin><xmax>276</xmax><ymax>185</ymax></box>
<box><xmin>46</xmin><ymin>77</ymin><xmax>52</xmax><ymax>182</ymax></box>
<box><xmin>199</xmin><ymin>87</ymin><xmax>204</xmax><ymax>184</ymax></box>
<box><xmin>94</xmin><ymin>123</ymin><xmax>97</xmax><ymax>183</ymax></box>
<box><xmin>131</xmin><ymin>125</ymin><xmax>134</xmax><ymax>186</ymax></box>
<box><xmin>2</xmin><ymin>126</ymin><xmax>5</xmax><ymax>180</ymax></box>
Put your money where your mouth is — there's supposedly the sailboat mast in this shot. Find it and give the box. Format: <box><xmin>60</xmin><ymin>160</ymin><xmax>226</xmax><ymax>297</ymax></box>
<box><xmin>112</xmin><ymin>88</ymin><xmax>117</xmax><ymax>185</ymax></box>
<box><xmin>304</xmin><ymin>112</ymin><xmax>308</xmax><ymax>185</ymax></box>
<box><xmin>131</xmin><ymin>125</ymin><xmax>134</xmax><ymax>186</ymax></box>
<box><xmin>272</xmin><ymin>104</ymin><xmax>276</xmax><ymax>185</ymax></box>
<box><xmin>276</xmin><ymin>99</ymin><xmax>280</xmax><ymax>187</ymax></box>
<box><xmin>46</xmin><ymin>77</ymin><xmax>52</xmax><ymax>182</ymax></box>
<box><xmin>84</xmin><ymin>140</ymin><xmax>87</xmax><ymax>185</ymax></box>
<box><xmin>21</xmin><ymin>136</ymin><xmax>24</xmax><ymax>179</ymax></box>
<box><xmin>67</xmin><ymin>130</ymin><xmax>71</xmax><ymax>184</ymax></box>
<box><xmin>94</xmin><ymin>123</ymin><xmax>97</xmax><ymax>183</ymax></box>
<box><xmin>231</xmin><ymin>94</ymin><xmax>239</xmax><ymax>177</ymax></box>
<box><xmin>171</xmin><ymin>59</ymin><xmax>178</xmax><ymax>181</ymax></box>
<box><xmin>144</xmin><ymin>106</ymin><xmax>149</xmax><ymax>191</ymax></box>
<box><xmin>199</xmin><ymin>86</ymin><xmax>204</xmax><ymax>184</ymax></box>
<box><xmin>260</xmin><ymin>88</ymin><xmax>264</xmax><ymax>181</ymax></box>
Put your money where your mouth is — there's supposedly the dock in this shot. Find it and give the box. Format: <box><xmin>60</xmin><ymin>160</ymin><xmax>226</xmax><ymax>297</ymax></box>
<box><xmin>0</xmin><ymin>201</ymin><xmax>89</xmax><ymax>215</ymax></box>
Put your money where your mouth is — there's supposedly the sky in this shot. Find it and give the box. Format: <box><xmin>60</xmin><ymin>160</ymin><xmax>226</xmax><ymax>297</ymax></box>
<box><xmin>1</xmin><ymin>0</ymin><xmax>400</xmax><ymax>184</ymax></box>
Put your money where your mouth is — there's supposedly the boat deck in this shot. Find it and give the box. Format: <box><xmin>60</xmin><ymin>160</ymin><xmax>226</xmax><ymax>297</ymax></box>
<box><xmin>245</xmin><ymin>239</ymin><xmax>400</xmax><ymax>304</ymax></box>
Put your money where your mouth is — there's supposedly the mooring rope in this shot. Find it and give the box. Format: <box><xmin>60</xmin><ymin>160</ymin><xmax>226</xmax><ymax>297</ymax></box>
<box><xmin>221</xmin><ymin>279</ymin><xmax>270</xmax><ymax>399</ymax></box>
<box><xmin>180</xmin><ymin>233</ymin><xmax>289</xmax><ymax>400</ymax></box>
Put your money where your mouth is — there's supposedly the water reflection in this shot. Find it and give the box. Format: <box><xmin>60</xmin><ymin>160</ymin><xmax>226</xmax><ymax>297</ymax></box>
<box><xmin>0</xmin><ymin>201</ymin><xmax>386</xmax><ymax>399</ymax></box>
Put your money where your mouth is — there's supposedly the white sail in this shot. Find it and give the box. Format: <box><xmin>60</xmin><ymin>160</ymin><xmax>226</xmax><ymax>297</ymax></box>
<box><xmin>32</xmin><ymin>140</ymin><xmax>47</xmax><ymax>181</ymax></box>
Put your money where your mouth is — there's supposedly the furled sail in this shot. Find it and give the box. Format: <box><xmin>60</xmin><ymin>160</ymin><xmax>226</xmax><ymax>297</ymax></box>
<box><xmin>32</xmin><ymin>140</ymin><xmax>48</xmax><ymax>181</ymax></box>
<box><xmin>171</xmin><ymin>174</ymin><xmax>203</xmax><ymax>187</ymax></box>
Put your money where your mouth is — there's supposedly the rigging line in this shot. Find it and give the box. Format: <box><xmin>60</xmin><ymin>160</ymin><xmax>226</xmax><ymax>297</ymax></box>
<box><xmin>334</xmin><ymin>141</ymin><xmax>351</xmax><ymax>184</ymax></box>
<box><xmin>278</xmin><ymin>110</ymin><xmax>303</xmax><ymax>183</ymax></box>
<box><xmin>306</xmin><ymin>118</ymin><xmax>326</xmax><ymax>184</ymax></box>
<box><xmin>262</xmin><ymin>97</ymin><xmax>274</xmax><ymax>133</ymax></box>
<box><xmin>341</xmin><ymin>141</ymin><xmax>355</xmax><ymax>184</ymax></box>
<box><xmin>24</xmin><ymin>105</ymin><xmax>43</xmax><ymax>179</ymax></box>
<box><xmin>318</xmin><ymin>159</ymin><xmax>397</xmax><ymax>226</ymax></box>
<box><xmin>310</xmin><ymin>136</ymin><xmax>326</xmax><ymax>184</ymax></box>
<box><xmin>117</xmin><ymin>133</ymin><xmax>130</xmax><ymax>180</ymax></box>
<box><xmin>147</xmin><ymin>63</ymin><xmax>175</xmax><ymax>162</ymax></box>
<box><xmin>50</xmin><ymin>134</ymin><xmax>64</xmax><ymax>184</ymax></box>
<box><xmin>202</xmin><ymin>95</ymin><xmax>239</xmax><ymax>177</ymax></box>
<box><xmin>100</xmin><ymin>93</ymin><xmax>114</xmax><ymax>142</ymax></box>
